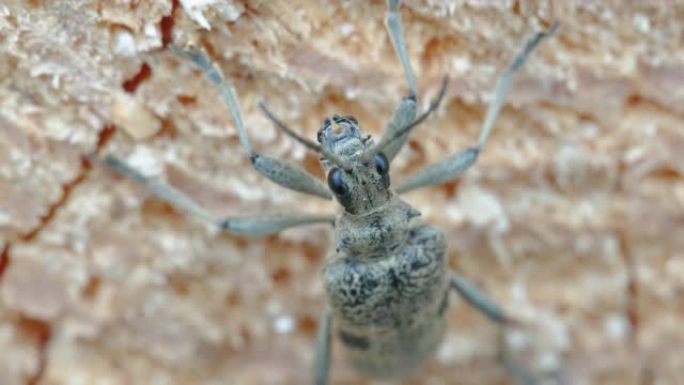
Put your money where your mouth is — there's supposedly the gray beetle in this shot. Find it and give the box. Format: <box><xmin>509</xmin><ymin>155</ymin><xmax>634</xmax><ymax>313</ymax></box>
<box><xmin>96</xmin><ymin>1</ymin><xmax>557</xmax><ymax>383</ymax></box>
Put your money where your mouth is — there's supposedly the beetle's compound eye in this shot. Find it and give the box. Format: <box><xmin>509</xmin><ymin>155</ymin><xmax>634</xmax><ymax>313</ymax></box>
<box><xmin>374</xmin><ymin>153</ymin><xmax>389</xmax><ymax>176</ymax></box>
<box><xmin>327</xmin><ymin>168</ymin><xmax>349</xmax><ymax>196</ymax></box>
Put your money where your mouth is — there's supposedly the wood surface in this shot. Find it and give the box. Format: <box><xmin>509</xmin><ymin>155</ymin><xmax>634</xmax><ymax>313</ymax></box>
<box><xmin>1</xmin><ymin>1</ymin><xmax>683</xmax><ymax>384</ymax></box>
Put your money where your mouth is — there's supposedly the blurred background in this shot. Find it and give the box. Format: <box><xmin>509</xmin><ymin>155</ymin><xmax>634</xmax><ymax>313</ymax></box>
<box><xmin>1</xmin><ymin>0</ymin><xmax>683</xmax><ymax>384</ymax></box>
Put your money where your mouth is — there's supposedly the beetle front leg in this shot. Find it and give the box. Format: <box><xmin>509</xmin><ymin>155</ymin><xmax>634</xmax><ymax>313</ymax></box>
<box><xmin>396</xmin><ymin>24</ymin><xmax>558</xmax><ymax>195</ymax></box>
<box><xmin>172</xmin><ymin>46</ymin><xmax>334</xmax><ymax>200</ymax></box>
<box><xmin>382</xmin><ymin>95</ymin><xmax>418</xmax><ymax>162</ymax></box>
<box><xmin>386</xmin><ymin>0</ymin><xmax>417</xmax><ymax>97</ymax></box>
<box><xmin>380</xmin><ymin>0</ymin><xmax>419</xmax><ymax>162</ymax></box>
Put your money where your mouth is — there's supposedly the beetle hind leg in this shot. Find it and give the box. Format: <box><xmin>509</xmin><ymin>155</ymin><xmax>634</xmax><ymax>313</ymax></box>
<box><xmin>497</xmin><ymin>326</ymin><xmax>539</xmax><ymax>385</ymax></box>
<box><xmin>449</xmin><ymin>271</ymin><xmax>540</xmax><ymax>385</ymax></box>
<box><xmin>313</xmin><ymin>307</ymin><xmax>333</xmax><ymax>385</ymax></box>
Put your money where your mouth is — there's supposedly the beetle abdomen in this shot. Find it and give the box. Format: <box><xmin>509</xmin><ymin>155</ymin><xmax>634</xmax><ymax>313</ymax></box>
<box><xmin>323</xmin><ymin>223</ymin><xmax>449</xmax><ymax>378</ymax></box>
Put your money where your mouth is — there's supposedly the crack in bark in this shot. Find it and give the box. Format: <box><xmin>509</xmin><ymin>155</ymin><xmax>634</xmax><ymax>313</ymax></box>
<box><xmin>617</xmin><ymin>229</ymin><xmax>655</xmax><ymax>384</ymax></box>
<box><xmin>617</xmin><ymin>229</ymin><xmax>639</xmax><ymax>346</ymax></box>
<box><xmin>19</xmin><ymin>315</ymin><xmax>52</xmax><ymax>385</ymax></box>
<box><xmin>160</xmin><ymin>0</ymin><xmax>180</xmax><ymax>49</ymax></box>
<box><xmin>122</xmin><ymin>62</ymin><xmax>152</xmax><ymax>93</ymax></box>
<box><xmin>20</xmin><ymin>125</ymin><xmax>117</xmax><ymax>243</ymax></box>
<box><xmin>2</xmin><ymin>125</ymin><xmax>117</xmax><ymax>384</ymax></box>
<box><xmin>0</xmin><ymin>244</ymin><xmax>9</xmax><ymax>282</ymax></box>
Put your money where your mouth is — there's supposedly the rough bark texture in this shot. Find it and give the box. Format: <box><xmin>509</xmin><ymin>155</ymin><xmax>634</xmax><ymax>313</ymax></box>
<box><xmin>1</xmin><ymin>1</ymin><xmax>684</xmax><ymax>384</ymax></box>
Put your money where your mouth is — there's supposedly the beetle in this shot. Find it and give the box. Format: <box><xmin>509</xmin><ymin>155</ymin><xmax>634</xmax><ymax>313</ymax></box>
<box><xmin>95</xmin><ymin>0</ymin><xmax>556</xmax><ymax>383</ymax></box>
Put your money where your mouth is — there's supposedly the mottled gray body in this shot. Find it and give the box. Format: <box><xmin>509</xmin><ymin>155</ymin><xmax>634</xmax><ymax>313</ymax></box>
<box><xmin>315</xmin><ymin>112</ymin><xmax>451</xmax><ymax>378</ymax></box>
<box><xmin>96</xmin><ymin>1</ymin><xmax>556</xmax><ymax>383</ymax></box>
<box><xmin>325</xmin><ymin>209</ymin><xmax>449</xmax><ymax>378</ymax></box>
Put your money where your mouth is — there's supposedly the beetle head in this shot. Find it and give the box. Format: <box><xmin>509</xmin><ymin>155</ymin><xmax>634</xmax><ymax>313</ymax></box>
<box><xmin>317</xmin><ymin>115</ymin><xmax>391</xmax><ymax>215</ymax></box>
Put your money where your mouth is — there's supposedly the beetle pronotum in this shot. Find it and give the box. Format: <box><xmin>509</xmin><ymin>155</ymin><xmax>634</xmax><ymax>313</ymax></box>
<box><xmin>95</xmin><ymin>1</ymin><xmax>556</xmax><ymax>383</ymax></box>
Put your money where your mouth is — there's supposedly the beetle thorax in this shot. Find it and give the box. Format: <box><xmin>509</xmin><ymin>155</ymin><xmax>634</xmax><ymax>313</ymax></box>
<box><xmin>334</xmin><ymin>197</ymin><xmax>420</xmax><ymax>257</ymax></box>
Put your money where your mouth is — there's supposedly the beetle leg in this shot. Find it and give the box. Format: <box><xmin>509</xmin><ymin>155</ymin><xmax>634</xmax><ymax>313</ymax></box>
<box><xmin>90</xmin><ymin>155</ymin><xmax>334</xmax><ymax>236</ymax></box>
<box><xmin>498</xmin><ymin>327</ymin><xmax>538</xmax><ymax>385</ymax></box>
<box><xmin>449</xmin><ymin>271</ymin><xmax>509</xmax><ymax>324</ymax></box>
<box><xmin>396</xmin><ymin>23</ymin><xmax>558</xmax><ymax>194</ymax></box>
<box><xmin>172</xmin><ymin>46</ymin><xmax>333</xmax><ymax>200</ymax></box>
<box><xmin>382</xmin><ymin>95</ymin><xmax>418</xmax><ymax>162</ymax></box>
<box><xmin>313</xmin><ymin>306</ymin><xmax>333</xmax><ymax>385</ymax></box>
<box><xmin>450</xmin><ymin>271</ymin><xmax>538</xmax><ymax>384</ymax></box>
<box><xmin>386</xmin><ymin>0</ymin><xmax>417</xmax><ymax>96</ymax></box>
<box><xmin>378</xmin><ymin>0</ymin><xmax>419</xmax><ymax>162</ymax></box>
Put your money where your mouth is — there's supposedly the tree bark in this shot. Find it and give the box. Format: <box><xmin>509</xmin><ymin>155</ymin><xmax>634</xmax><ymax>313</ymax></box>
<box><xmin>1</xmin><ymin>1</ymin><xmax>683</xmax><ymax>384</ymax></box>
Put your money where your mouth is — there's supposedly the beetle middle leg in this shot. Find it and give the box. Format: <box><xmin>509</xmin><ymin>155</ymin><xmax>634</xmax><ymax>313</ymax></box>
<box><xmin>90</xmin><ymin>155</ymin><xmax>334</xmax><ymax>235</ymax></box>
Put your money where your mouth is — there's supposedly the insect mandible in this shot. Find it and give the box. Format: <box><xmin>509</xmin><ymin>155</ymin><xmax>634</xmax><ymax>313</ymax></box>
<box><xmin>96</xmin><ymin>1</ymin><xmax>557</xmax><ymax>383</ymax></box>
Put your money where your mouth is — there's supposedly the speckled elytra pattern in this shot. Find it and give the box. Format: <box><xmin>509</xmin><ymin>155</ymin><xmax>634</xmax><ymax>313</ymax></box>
<box><xmin>325</xmin><ymin>214</ymin><xmax>449</xmax><ymax>379</ymax></box>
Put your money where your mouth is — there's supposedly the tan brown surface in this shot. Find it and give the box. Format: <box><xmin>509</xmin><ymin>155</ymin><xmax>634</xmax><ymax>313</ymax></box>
<box><xmin>2</xmin><ymin>1</ymin><xmax>684</xmax><ymax>384</ymax></box>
